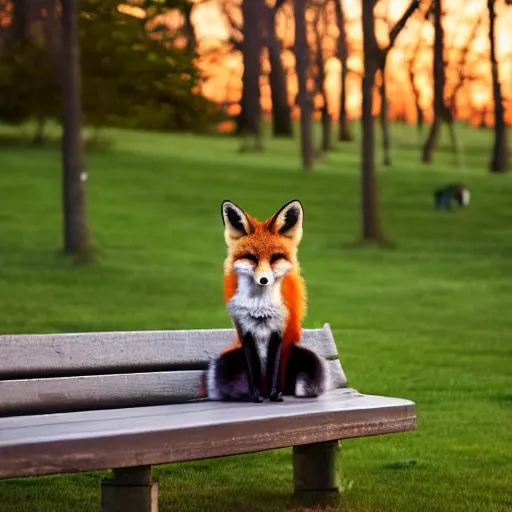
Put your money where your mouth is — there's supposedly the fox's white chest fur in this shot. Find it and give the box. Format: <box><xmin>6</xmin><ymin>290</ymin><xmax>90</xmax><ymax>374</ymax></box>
<box><xmin>227</xmin><ymin>274</ymin><xmax>288</xmax><ymax>366</ymax></box>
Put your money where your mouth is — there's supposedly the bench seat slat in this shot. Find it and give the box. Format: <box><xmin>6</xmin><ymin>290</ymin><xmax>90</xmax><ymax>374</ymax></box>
<box><xmin>0</xmin><ymin>389</ymin><xmax>416</xmax><ymax>479</ymax></box>
<box><xmin>0</xmin><ymin>325</ymin><xmax>340</xmax><ymax>378</ymax></box>
<box><xmin>0</xmin><ymin>360</ymin><xmax>346</xmax><ymax>416</ymax></box>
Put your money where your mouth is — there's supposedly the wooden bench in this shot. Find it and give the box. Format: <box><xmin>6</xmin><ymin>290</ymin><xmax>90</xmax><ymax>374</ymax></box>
<box><xmin>0</xmin><ymin>323</ymin><xmax>416</xmax><ymax>511</ymax></box>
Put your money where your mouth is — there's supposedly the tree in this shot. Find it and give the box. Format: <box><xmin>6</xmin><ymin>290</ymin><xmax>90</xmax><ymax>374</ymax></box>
<box><xmin>79</xmin><ymin>0</ymin><xmax>221</xmax><ymax>134</ymax></box>
<box><xmin>0</xmin><ymin>0</ymin><xmax>61</xmax><ymax>142</ymax></box>
<box><xmin>488</xmin><ymin>0</ymin><xmax>508</xmax><ymax>172</ymax></box>
<box><xmin>0</xmin><ymin>40</ymin><xmax>61</xmax><ymax>143</ymax></box>
<box><xmin>293</xmin><ymin>0</ymin><xmax>314</xmax><ymax>170</ymax></box>
<box><xmin>375</xmin><ymin>0</ymin><xmax>420</xmax><ymax>166</ymax></box>
<box><xmin>446</xmin><ymin>15</ymin><xmax>483</xmax><ymax>111</ymax></box>
<box><xmin>311</xmin><ymin>1</ymin><xmax>332</xmax><ymax>153</ymax></box>
<box><xmin>334</xmin><ymin>0</ymin><xmax>352</xmax><ymax>141</ymax></box>
<box><xmin>263</xmin><ymin>0</ymin><xmax>293</xmax><ymax>137</ymax></box>
<box><xmin>182</xmin><ymin>0</ymin><xmax>197</xmax><ymax>56</ymax></box>
<box><xmin>238</xmin><ymin>0</ymin><xmax>264</xmax><ymax>150</ymax></box>
<box><xmin>224</xmin><ymin>0</ymin><xmax>291</xmax><ymax>139</ymax></box>
<box><xmin>361</xmin><ymin>0</ymin><xmax>384</xmax><ymax>242</ymax></box>
<box><xmin>404</xmin><ymin>10</ymin><xmax>430</xmax><ymax>137</ymax></box>
<box><xmin>60</xmin><ymin>0</ymin><xmax>91</xmax><ymax>258</ymax></box>
<box><xmin>360</xmin><ymin>0</ymin><xmax>418</xmax><ymax>242</ymax></box>
<box><xmin>421</xmin><ymin>0</ymin><xmax>454</xmax><ymax>163</ymax></box>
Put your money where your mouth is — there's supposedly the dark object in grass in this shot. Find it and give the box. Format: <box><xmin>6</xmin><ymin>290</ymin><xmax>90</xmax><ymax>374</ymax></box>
<box><xmin>434</xmin><ymin>183</ymin><xmax>471</xmax><ymax>210</ymax></box>
<box><xmin>384</xmin><ymin>459</ymin><xmax>418</xmax><ymax>470</ymax></box>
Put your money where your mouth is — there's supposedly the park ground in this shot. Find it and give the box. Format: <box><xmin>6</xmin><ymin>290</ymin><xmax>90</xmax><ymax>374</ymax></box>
<box><xmin>0</xmin><ymin>122</ymin><xmax>511</xmax><ymax>512</ymax></box>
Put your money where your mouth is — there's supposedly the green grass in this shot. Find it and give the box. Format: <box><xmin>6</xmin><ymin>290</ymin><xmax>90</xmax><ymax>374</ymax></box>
<box><xmin>0</xmin><ymin>122</ymin><xmax>511</xmax><ymax>512</ymax></box>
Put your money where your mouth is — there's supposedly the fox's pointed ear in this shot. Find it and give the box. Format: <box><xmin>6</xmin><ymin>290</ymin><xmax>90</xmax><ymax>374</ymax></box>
<box><xmin>268</xmin><ymin>200</ymin><xmax>303</xmax><ymax>244</ymax></box>
<box><xmin>221</xmin><ymin>200</ymin><xmax>253</xmax><ymax>242</ymax></box>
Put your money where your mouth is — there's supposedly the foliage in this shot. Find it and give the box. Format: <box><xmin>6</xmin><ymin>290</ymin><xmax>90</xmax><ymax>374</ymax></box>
<box><xmin>78</xmin><ymin>0</ymin><xmax>224</xmax><ymax>133</ymax></box>
<box><xmin>0</xmin><ymin>0</ymin><xmax>223</xmax><ymax>134</ymax></box>
<box><xmin>0</xmin><ymin>40</ymin><xmax>60</xmax><ymax>130</ymax></box>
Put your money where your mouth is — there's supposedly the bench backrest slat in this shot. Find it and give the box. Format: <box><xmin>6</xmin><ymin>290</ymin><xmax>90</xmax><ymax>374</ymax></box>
<box><xmin>0</xmin><ymin>323</ymin><xmax>346</xmax><ymax>416</ymax></box>
<box><xmin>0</xmin><ymin>359</ymin><xmax>346</xmax><ymax>416</ymax></box>
<box><xmin>0</xmin><ymin>324</ymin><xmax>339</xmax><ymax>379</ymax></box>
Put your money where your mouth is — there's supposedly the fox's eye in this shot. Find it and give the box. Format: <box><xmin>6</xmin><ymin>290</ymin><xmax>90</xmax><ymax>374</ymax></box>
<box><xmin>270</xmin><ymin>253</ymin><xmax>287</xmax><ymax>264</ymax></box>
<box><xmin>240</xmin><ymin>253</ymin><xmax>258</xmax><ymax>264</ymax></box>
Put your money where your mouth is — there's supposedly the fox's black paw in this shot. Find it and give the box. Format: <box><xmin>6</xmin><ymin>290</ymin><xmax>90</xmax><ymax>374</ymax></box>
<box><xmin>253</xmin><ymin>394</ymin><xmax>264</xmax><ymax>403</ymax></box>
<box><xmin>269</xmin><ymin>392</ymin><xmax>283</xmax><ymax>402</ymax></box>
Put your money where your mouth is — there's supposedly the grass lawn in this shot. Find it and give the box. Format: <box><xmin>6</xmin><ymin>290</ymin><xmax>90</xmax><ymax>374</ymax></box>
<box><xmin>0</xmin><ymin>122</ymin><xmax>511</xmax><ymax>512</ymax></box>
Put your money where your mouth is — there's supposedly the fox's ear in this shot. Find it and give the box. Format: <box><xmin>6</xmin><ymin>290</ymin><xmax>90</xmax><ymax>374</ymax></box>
<box><xmin>221</xmin><ymin>200</ymin><xmax>253</xmax><ymax>242</ymax></box>
<box><xmin>268</xmin><ymin>200</ymin><xmax>303</xmax><ymax>244</ymax></box>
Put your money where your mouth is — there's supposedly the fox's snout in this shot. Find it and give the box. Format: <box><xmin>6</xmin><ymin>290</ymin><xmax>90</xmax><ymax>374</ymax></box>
<box><xmin>255</xmin><ymin>271</ymin><xmax>274</xmax><ymax>287</ymax></box>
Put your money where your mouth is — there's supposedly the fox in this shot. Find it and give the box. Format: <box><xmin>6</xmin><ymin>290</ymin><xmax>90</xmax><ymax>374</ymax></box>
<box><xmin>206</xmin><ymin>199</ymin><xmax>329</xmax><ymax>403</ymax></box>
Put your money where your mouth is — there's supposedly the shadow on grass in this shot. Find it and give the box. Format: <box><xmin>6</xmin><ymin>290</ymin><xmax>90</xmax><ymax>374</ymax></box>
<box><xmin>158</xmin><ymin>487</ymin><xmax>344</xmax><ymax>512</ymax></box>
<box><xmin>383</xmin><ymin>459</ymin><xmax>419</xmax><ymax>470</ymax></box>
<box><xmin>0</xmin><ymin>246</ymin><xmax>102</xmax><ymax>271</ymax></box>
<box><xmin>395</xmin><ymin>140</ymin><xmax>489</xmax><ymax>157</ymax></box>
<box><xmin>491</xmin><ymin>393</ymin><xmax>512</xmax><ymax>404</ymax></box>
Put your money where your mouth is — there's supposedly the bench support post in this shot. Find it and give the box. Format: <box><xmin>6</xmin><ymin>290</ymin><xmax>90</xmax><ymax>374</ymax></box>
<box><xmin>102</xmin><ymin>465</ymin><xmax>158</xmax><ymax>512</ymax></box>
<box><xmin>292</xmin><ymin>440</ymin><xmax>341</xmax><ymax>505</ymax></box>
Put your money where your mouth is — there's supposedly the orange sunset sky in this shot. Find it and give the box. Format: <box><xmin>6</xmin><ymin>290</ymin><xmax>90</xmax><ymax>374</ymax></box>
<box><xmin>4</xmin><ymin>0</ymin><xmax>511</xmax><ymax>126</ymax></box>
<box><xmin>160</xmin><ymin>0</ymin><xmax>512</xmax><ymax>126</ymax></box>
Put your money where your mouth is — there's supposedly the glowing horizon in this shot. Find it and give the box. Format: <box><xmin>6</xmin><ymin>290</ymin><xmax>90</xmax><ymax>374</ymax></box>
<box><xmin>190</xmin><ymin>0</ymin><xmax>512</xmax><ymax>127</ymax></box>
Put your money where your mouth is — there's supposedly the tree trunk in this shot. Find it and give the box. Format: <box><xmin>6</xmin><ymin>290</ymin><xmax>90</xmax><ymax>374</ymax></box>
<box><xmin>60</xmin><ymin>0</ymin><xmax>91</xmax><ymax>257</ymax></box>
<box><xmin>339</xmin><ymin>59</ymin><xmax>352</xmax><ymax>141</ymax></box>
<box><xmin>183</xmin><ymin>2</ymin><xmax>197</xmax><ymax>57</ymax></box>
<box><xmin>313</xmin><ymin>9</ymin><xmax>332</xmax><ymax>154</ymax></box>
<box><xmin>33</xmin><ymin>116</ymin><xmax>46</xmax><ymax>146</ymax></box>
<box><xmin>361</xmin><ymin>0</ymin><xmax>384</xmax><ymax>242</ymax></box>
<box><xmin>10</xmin><ymin>0</ymin><xmax>27</xmax><ymax>42</ymax></box>
<box><xmin>422</xmin><ymin>117</ymin><xmax>440</xmax><ymax>162</ymax></box>
<box><xmin>265</xmin><ymin>4</ymin><xmax>292</xmax><ymax>137</ymax></box>
<box><xmin>375</xmin><ymin>0</ymin><xmax>419</xmax><ymax>164</ymax></box>
<box><xmin>407</xmin><ymin>29</ymin><xmax>425</xmax><ymax>136</ymax></box>
<box><xmin>321</xmin><ymin>105</ymin><xmax>332</xmax><ymax>153</ymax></box>
<box><xmin>293</xmin><ymin>0</ymin><xmax>313</xmax><ymax>170</ymax></box>
<box><xmin>379</xmin><ymin>75</ymin><xmax>391</xmax><ymax>166</ymax></box>
<box><xmin>488</xmin><ymin>0</ymin><xmax>508</xmax><ymax>172</ymax></box>
<box><xmin>335</xmin><ymin>0</ymin><xmax>352</xmax><ymax>141</ymax></box>
<box><xmin>409</xmin><ymin>69</ymin><xmax>424</xmax><ymax>135</ymax></box>
<box><xmin>422</xmin><ymin>0</ymin><xmax>445</xmax><ymax>163</ymax></box>
<box><xmin>416</xmin><ymin>105</ymin><xmax>424</xmax><ymax>134</ymax></box>
<box><xmin>238</xmin><ymin>0</ymin><xmax>263</xmax><ymax>150</ymax></box>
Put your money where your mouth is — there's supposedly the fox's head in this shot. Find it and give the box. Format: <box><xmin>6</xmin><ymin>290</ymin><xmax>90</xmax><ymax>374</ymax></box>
<box><xmin>221</xmin><ymin>199</ymin><xmax>303</xmax><ymax>290</ymax></box>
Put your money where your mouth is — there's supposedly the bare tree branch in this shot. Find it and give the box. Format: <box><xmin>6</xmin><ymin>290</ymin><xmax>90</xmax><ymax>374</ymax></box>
<box><xmin>219</xmin><ymin>0</ymin><xmax>243</xmax><ymax>51</ymax></box>
<box><xmin>447</xmin><ymin>14</ymin><xmax>483</xmax><ymax>107</ymax></box>
<box><xmin>388</xmin><ymin>0</ymin><xmax>420</xmax><ymax>49</ymax></box>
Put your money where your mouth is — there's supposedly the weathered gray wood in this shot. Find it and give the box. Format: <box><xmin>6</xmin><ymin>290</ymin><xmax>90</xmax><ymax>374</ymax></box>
<box><xmin>0</xmin><ymin>324</ymin><xmax>340</xmax><ymax>378</ymax></box>
<box><xmin>102</xmin><ymin>466</ymin><xmax>158</xmax><ymax>512</ymax></box>
<box><xmin>0</xmin><ymin>359</ymin><xmax>345</xmax><ymax>416</ymax></box>
<box><xmin>0</xmin><ymin>388</ymin><xmax>417</xmax><ymax>479</ymax></box>
<box><xmin>0</xmin><ymin>371</ymin><xmax>204</xmax><ymax>416</ymax></box>
<box><xmin>293</xmin><ymin>440</ymin><xmax>340</xmax><ymax>498</ymax></box>
<box><xmin>0</xmin><ymin>386</ymin><xmax>369</xmax><ymax>431</ymax></box>
<box><xmin>327</xmin><ymin>358</ymin><xmax>346</xmax><ymax>389</ymax></box>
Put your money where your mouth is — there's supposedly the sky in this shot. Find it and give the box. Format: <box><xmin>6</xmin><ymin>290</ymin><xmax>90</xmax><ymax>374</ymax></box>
<box><xmin>188</xmin><ymin>0</ymin><xmax>512</xmax><ymax>126</ymax></box>
<box><xmin>3</xmin><ymin>0</ymin><xmax>510</xmax><ymax>126</ymax></box>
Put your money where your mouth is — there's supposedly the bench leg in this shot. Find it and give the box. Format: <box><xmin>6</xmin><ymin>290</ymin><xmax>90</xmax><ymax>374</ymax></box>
<box><xmin>101</xmin><ymin>465</ymin><xmax>158</xmax><ymax>512</ymax></box>
<box><xmin>292</xmin><ymin>440</ymin><xmax>341</xmax><ymax>505</ymax></box>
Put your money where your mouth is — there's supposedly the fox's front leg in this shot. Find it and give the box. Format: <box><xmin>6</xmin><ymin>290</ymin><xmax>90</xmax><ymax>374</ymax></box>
<box><xmin>240</xmin><ymin>331</ymin><xmax>263</xmax><ymax>403</ymax></box>
<box><xmin>266</xmin><ymin>331</ymin><xmax>284</xmax><ymax>402</ymax></box>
